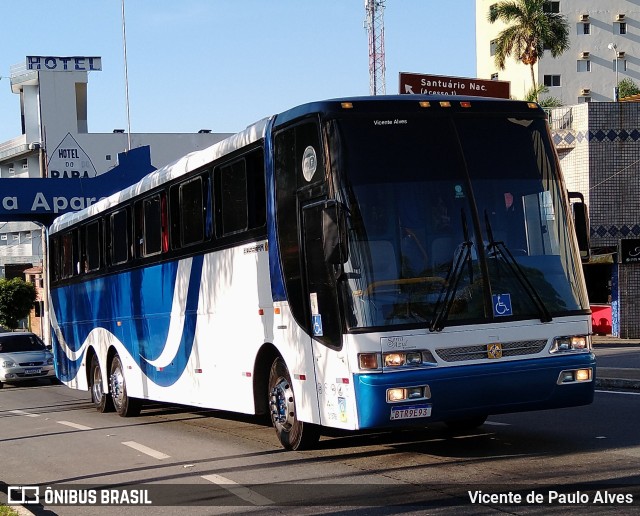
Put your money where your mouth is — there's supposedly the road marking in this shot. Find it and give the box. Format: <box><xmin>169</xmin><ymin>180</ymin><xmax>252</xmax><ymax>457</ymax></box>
<box><xmin>202</xmin><ymin>474</ymin><xmax>274</xmax><ymax>506</ymax></box>
<box><xmin>9</xmin><ymin>409</ymin><xmax>39</xmax><ymax>418</ymax></box>
<box><xmin>596</xmin><ymin>389</ymin><xmax>640</xmax><ymax>396</ymax></box>
<box><xmin>122</xmin><ymin>441</ymin><xmax>170</xmax><ymax>460</ymax></box>
<box><xmin>58</xmin><ymin>421</ymin><xmax>93</xmax><ymax>430</ymax></box>
<box><xmin>484</xmin><ymin>421</ymin><xmax>510</xmax><ymax>426</ymax></box>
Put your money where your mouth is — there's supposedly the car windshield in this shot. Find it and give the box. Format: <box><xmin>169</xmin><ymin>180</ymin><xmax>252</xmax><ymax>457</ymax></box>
<box><xmin>0</xmin><ymin>334</ymin><xmax>47</xmax><ymax>353</ymax></box>
<box><xmin>328</xmin><ymin>112</ymin><xmax>588</xmax><ymax>331</ymax></box>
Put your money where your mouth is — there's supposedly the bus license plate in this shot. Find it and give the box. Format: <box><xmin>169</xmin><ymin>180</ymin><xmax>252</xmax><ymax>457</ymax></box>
<box><xmin>24</xmin><ymin>368</ymin><xmax>42</xmax><ymax>375</ymax></box>
<box><xmin>390</xmin><ymin>404</ymin><xmax>432</xmax><ymax>420</ymax></box>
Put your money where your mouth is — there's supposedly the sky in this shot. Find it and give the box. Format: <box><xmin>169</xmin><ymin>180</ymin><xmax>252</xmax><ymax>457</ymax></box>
<box><xmin>0</xmin><ymin>0</ymin><xmax>476</xmax><ymax>143</ymax></box>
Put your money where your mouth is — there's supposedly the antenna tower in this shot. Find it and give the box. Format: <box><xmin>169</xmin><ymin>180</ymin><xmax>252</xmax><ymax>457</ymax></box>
<box><xmin>365</xmin><ymin>0</ymin><xmax>386</xmax><ymax>95</ymax></box>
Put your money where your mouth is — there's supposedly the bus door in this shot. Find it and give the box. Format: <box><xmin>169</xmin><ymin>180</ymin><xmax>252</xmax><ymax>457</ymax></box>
<box><xmin>302</xmin><ymin>200</ymin><xmax>356</xmax><ymax>429</ymax></box>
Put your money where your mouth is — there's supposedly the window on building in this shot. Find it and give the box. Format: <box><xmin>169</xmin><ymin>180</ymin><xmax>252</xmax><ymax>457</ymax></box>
<box><xmin>543</xmin><ymin>1</ymin><xmax>560</xmax><ymax>13</ymax></box>
<box><xmin>490</xmin><ymin>39</ymin><xmax>497</xmax><ymax>56</ymax></box>
<box><xmin>543</xmin><ymin>75</ymin><xmax>561</xmax><ymax>87</ymax></box>
<box><xmin>491</xmin><ymin>72</ymin><xmax>499</xmax><ymax>80</ymax></box>
<box><xmin>619</xmin><ymin>22</ymin><xmax>627</xmax><ymax>35</ymax></box>
<box><xmin>582</xmin><ymin>22</ymin><xmax>590</xmax><ymax>35</ymax></box>
<box><xmin>577</xmin><ymin>60</ymin><xmax>591</xmax><ymax>72</ymax></box>
<box><xmin>578</xmin><ymin>96</ymin><xmax>592</xmax><ymax>104</ymax></box>
<box><xmin>613</xmin><ymin>59</ymin><xmax>628</xmax><ymax>72</ymax></box>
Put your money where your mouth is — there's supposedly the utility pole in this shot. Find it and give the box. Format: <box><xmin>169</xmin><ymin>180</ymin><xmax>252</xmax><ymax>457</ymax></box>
<box><xmin>365</xmin><ymin>0</ymin><xmax>386</xmax><ymax>96</ymax></box>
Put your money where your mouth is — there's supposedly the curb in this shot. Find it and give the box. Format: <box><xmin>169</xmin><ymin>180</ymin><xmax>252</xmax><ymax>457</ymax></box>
<box><xmin>595</xmin><ymin>378</ymin><xmax>640</xmax><ymax>391</ymax></box>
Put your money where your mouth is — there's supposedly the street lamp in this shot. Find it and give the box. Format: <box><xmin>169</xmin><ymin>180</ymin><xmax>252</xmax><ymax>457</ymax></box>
<box><xmin>608</xmin><ymin>43</ymin><xmax>619</xmax><ymax>102</ymax></box>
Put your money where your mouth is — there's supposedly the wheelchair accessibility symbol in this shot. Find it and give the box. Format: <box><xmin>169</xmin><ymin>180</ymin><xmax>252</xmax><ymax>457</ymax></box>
<box><xmin>312</xmin><ymin>314</ymin><xmax>324</xmax><ymax>336</ymax></box>
<box><xmin>492</xmin><ymin>294</ymin><xmax>512</xmax><ymax>317</ymax></box>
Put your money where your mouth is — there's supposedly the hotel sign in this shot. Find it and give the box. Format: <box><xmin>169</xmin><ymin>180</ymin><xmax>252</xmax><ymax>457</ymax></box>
<box><xmin>26</xmin><ymin>56</ymin><xmax>102</xmax><ymax>72</ymax></box>
<box><xmin>399</xmin><ymin>72</ymin><xmax>510</xmax><ymax>99</ymax></box>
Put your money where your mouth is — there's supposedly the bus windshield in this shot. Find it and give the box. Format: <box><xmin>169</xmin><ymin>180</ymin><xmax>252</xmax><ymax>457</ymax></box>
<box><xmin>328</xmin><ymin>113</ymin><xmax>588</xmax><ymax>331</ymax></box>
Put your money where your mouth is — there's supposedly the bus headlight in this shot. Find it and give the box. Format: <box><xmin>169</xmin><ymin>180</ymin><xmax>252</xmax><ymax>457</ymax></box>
<box><xmin>550</xmin><ymin>335</ymin><xmax>591</xmax><ymax>353</ymax></box>
<box><xmin>387</xmin><ymin>385</ymin><xmax>430</xmax><ymax>402</ymax></box>
<box><xmin>557</xmin><ymin>368</ymin><xmax>592</xmax><ymax>384</ymax></box>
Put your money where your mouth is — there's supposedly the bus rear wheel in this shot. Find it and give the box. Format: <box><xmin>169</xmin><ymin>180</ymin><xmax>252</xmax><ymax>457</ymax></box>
<box><xmin>90</xmin><ymin>354</ymin><xmax>113</xmax><ymax>413</ymax></box>
<box><xmin>109</xmin><ymin>354</ymin><xmax>141</xmax><ymax>417</ymax></box>
<box><xmin>268</xmin><ymin>357</ymin><xmax>319</xmax><ymax>451</ymax></box>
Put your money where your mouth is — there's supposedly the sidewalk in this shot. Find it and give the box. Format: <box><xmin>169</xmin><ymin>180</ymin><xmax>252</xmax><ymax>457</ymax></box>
<box><xmin>592</xmin><ymin>335</ymin><xmax>640</xmax><ymax>391</ymax></box>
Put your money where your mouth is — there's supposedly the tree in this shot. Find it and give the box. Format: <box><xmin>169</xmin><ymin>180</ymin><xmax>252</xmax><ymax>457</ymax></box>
<box><xmin>618</xmin><ymin>78</ymin><xmax>640</xmax><ymax>100</ymax></box>
<box><xmin>524</xmin><ymin>84</ymin><xmax>562</xmax><ymax>107</ymax></box>
<box><xmin>0</xmin><ymin>278</ymin><xmax>37</xmax><ymax>330</ymax></box>
<box><xmin>489</xmin><ymin>0</ymin><xmax>570</xmax><ymax>101</ymax></box>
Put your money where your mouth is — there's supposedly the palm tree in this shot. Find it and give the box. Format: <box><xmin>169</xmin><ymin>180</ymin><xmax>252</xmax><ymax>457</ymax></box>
<box><xmin>489</xmin><ymin>0</ymin><xmax>569</xmax><ymax>101</ymax></box>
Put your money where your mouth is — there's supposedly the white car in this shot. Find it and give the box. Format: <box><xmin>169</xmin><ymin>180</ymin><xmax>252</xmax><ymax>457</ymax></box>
<box><xmin>0</xmin><ymin>332</ymin><xmax>56</xmax><ymax>388</ymax></box>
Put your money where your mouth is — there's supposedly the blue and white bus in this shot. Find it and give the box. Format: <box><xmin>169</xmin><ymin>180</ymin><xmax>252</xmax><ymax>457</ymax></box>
<box><xmin>49</xmin><ymin>96</ymin><xmax>595</xmax><ymax>450</ymax></box>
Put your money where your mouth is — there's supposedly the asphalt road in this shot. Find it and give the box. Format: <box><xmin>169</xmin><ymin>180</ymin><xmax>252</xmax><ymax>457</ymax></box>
<box><xmin>1</xmin><ymin>378</ymin><xmax>640</xmax><ymax>515</ymax></box>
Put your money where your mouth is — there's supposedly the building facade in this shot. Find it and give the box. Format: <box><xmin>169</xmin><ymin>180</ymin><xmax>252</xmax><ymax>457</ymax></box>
<box><xmin>550</xmin><ymin>101</ymin><xmax>640</xmax><ymax>338</ymax></box>
<box><xmin>0</xmin><ymin>56</ymin><xmax>231</xmax><ymax>273</ymax></box>
<box><xmin>476</xmin><ymin>0</ymin><xmax>640</xmax><ymax>103</ymax></box>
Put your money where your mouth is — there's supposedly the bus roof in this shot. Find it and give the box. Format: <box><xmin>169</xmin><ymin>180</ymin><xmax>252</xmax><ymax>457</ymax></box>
<box><xmin>50</xmin><ymin>95</ymin><xmax>543</xmax><ymax>234</ymax></box>
<box><xmin>50</xmin><ymin>117</ymin><xmax>271</xmax><ymax>234</ymax></box>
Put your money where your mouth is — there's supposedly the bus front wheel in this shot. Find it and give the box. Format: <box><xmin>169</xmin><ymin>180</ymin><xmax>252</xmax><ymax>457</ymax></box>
<box><xmin>109</xmin><ymin>354</ymin><xmax>141</xmax><ymax>417</ymax></box>
<box><xmin>268</xmin><ymin>357</ymin><xmax>319</xmax><ymax>451</ymax></box>
<box><xmin>90</xmin><ymin>354</ymin><xmax>114</xmax><ymax>413</ymax></box>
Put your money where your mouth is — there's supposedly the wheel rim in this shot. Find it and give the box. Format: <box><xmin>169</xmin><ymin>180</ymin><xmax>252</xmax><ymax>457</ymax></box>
<box><xmin>110</xmin><ymin>360</ymin><xmax>125</xmax><ymax>411</ymax></box>
<box><xmin>270</xmin><ymin>376</ymin><xmax>295</xmax><ymax>431</ymax></box>
<box><xmin>92</xmin><ymin>363</ymin><xmax>103</xmax><ymax>403</ymax></box>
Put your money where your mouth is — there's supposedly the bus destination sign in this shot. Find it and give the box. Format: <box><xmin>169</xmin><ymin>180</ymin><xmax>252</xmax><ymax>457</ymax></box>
<box><xmin>399</xmin><ymin>72</ymin><xmax>510</xmax><ymax>99</ymax></box>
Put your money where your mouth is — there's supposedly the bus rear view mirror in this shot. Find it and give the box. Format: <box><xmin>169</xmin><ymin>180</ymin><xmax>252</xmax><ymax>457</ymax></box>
<box><xmin>322</xmin><ymin>201</ymin><xmax>349</xmax><ymax>264</ymax></box>
<box><xmin>569</xmin><ymin>193</ymin><xmax>590</xmax><ymax>262</ymax></box>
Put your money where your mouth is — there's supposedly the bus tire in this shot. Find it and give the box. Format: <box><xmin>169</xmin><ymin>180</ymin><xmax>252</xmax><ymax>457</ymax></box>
<box><xmin>109</xmin><ymin>354</ymin><xmax>141</xmax><ymax>417</ymax></box>
<box><xmin>444</xmin><ymin>415</ymin><xmax>487</xmax><ymax>432</ymax></box>
<box><xmin>90</xmin><ymin>355</ymin><xmax>114</xmax><ymax>413</ymax></box>
<box><xmin>268</xmin><ymin>357</ymin><xmax>320</xmax><ymax>451</ymax></box>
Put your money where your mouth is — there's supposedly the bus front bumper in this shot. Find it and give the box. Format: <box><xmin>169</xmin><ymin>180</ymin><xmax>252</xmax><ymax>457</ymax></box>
<box><xmin>353</xmin><ymin>353</ymin><xmax>596</xmax><ymax>429</ymax></box>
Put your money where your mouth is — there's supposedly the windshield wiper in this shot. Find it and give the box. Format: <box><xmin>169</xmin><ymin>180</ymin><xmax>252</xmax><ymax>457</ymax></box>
<box><xmin>484</xmin><ymin>211</ymin><xmax>552</xmax><ymax>323</ymax></box>
<box><xmin>429</xmin><ymin>240</ymin><xmax>473</xmax><ymax>332</ymax></box>
<box><xmin>430</xmin><ymin>210</ymin><xmax>474</xmax><ymax>332</ymax></box>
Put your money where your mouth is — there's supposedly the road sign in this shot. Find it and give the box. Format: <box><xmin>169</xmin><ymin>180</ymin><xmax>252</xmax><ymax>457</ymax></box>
<box><xmin>399</xmin><ymin>72</ymin><xmax>510</xmax><ymax>99</ymax></box>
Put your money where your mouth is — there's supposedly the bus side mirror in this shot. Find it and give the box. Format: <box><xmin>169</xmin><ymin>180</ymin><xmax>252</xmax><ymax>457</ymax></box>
<box><xmin>322</xmin><ymin>201</ymin><xmax>349</xmax><ymax>264</ymax></box>
<box><xmin>570</xmin><ymin>193</ymin><xmax>590</xmax><ymax>262</ymax></box>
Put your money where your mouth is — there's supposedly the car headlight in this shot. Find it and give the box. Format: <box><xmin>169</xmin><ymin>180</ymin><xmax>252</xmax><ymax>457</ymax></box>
<box><xmin>47</xmin><ymin>357</ymin><xmax>54</xmax><ymax>365</ymax></box>
<box><xmin>2</xmin><ymin>360</ymin><xmax>17</xmax><ymax>368</ymax></box>
<box><xmin>550</xmin><ymin>335</ymin><xmax>591</xmax><ymax>353</ymax></box>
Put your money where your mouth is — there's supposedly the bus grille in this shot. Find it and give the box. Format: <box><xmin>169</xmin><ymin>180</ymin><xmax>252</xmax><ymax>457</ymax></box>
<box><xmin>435</xmin><ymin>340</ymin><xmax>548</xmax><ymax>362</ymax></box>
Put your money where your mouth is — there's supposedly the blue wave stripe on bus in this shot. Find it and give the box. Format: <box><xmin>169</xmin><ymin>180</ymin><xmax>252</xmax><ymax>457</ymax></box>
<box><xmin>138</xmin><ymin>255</ymin><xmax>203</xmax><ymax>386</ymax></box>
<box><xmin>51</xmin><ymin>256</ymin><xmax>203</xmax><ymax>386</ymax></box>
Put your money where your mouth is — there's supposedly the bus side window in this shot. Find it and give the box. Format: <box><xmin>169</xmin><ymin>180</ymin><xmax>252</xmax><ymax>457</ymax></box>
<box><xmin>180</xmin><ymin>176</ymin><xmax>205</xmax><ymax>247</ymax></box>
<box><xmin>218</xmin><ymin>159</ymin><xmax>249</xmax><ymax>236</ymax></box>
<box><xmin>110</xmin><ymin>208</ymin><xmax>130</xmax><ymax>265</ymax></box>
<box><xmin>143</xmin><ymin>194</ymin><xmax>163</xmax><ymax>255</ymax></box>
<box><xmin>85</xmin><ymin>220</ymin><xmax>102</xmax><ymax>272</ymax></box>
<box><xmin>135</xmin><ymin>194</ymin><xmax>163</xmax><ymax>257</ymax></box>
